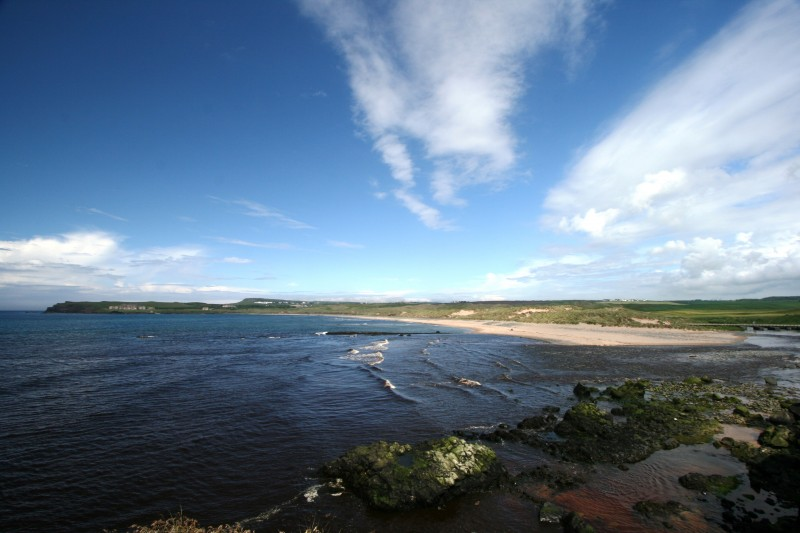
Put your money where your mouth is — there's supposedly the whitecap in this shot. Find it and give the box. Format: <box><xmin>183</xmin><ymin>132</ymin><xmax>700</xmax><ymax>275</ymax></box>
<box><xmin>303</xmin><ymin>483</ymin><xmax>323</xmax><ymax>503</ymax></box>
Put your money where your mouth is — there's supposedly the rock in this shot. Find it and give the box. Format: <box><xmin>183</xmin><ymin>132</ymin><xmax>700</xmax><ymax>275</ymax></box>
<box><xmin>604</xmin><ymin>379</ymin><xmax>647</xmax><ymax>401</ymax></box>
<box><xmin>758</xmin><ymin>425</ymin><xmax>793</xmax><ymax>448</ymax></box>
<box><xmin>733</xmin><ymin>405</ymin><xmax>751</xmax><ymax>417</ymax></box>
<box><xmin>633</xmin><ymin>500</ymin><xmax>689</xmax><ymax>521</ymax></box>
<box><xmin>555</xmin><ymin>402</ymin><xmax>613</xmax><ymax>438</ymax></box>
<box><xmin>573</xmin><ymin>382</ymin><xmax>598</xmax><ymax>399</ymax></box>
<box><xmin>747</xmin><ymin>453</ymin><xmax>800</xmax><ymax>503</ymax></box>
<box><xmin>788</xmin><ymin>402</ymin><xmax>800</xmax><ymax>419</ymax></box>
<box><xmin>321</xmin><ymin>436</ymin><xmax>506</xmax><ymax>510</ymax></box>
<box><xmin>539</xmin><ymin>501</ymin><xmax>566</xmax><ymax>524</ymax></box>
<box><xmin>562</xmin><ymin>511</ymin><xmax>595</xmax><ymax>533</ymax></box>
<box><xmin>764</xmin><ymin>376</ymin><xmax>778</xmax><ymax>386</ymax></box>
<box><xmin>517</xmin><ymin>414</ymin><xmax>557</xmax><ymax>430</ymax></box>
<box><xmin>662</xmin><ymin>437</ymin><xmax>680</xmax><ymax>450</ymax></box>
<box><xmin>768</xmin><ymin>409</ymin><xmax>795</xmax><ymax>426</ymax></box>
<box><xmin>678</xmin><ymin>472</ymin><xmax>741</xmax><ymax>496</ymax></box>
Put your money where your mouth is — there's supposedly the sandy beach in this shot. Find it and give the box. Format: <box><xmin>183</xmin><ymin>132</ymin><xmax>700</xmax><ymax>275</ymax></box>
<box><xmin>378</xmin><ymin>317</ymin><xmax>747</xmax><ymax>346</ymax></box>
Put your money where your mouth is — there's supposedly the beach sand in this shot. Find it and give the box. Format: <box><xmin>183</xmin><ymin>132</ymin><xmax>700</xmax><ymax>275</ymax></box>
<box><xmin>380</xmin><ymin>317</ymin><xmax>746</xmax><ymax>346</ymax></box>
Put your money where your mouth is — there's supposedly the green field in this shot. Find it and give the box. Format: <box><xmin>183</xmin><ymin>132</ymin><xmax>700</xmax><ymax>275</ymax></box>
<box><xmin>44</xmin><ymin>297</ymin><xmax>800</xmax><ymax>330</ymax></box>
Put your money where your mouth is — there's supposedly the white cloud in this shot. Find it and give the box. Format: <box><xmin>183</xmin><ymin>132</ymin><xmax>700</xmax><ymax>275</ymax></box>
<box><xmin>0</xmin><ymin>232</ymin><xmax>274</xmax><ymax>306</ymax></box>
<box><xmin>222</xmin><ymin>256</ymin><xmax>253</xmax><ymax>264</ymax></box>
<box><xmin>539</xmin><ymin>0</ymin><xmax>800</xmax><ymax>297</ymax></box>
<box><xmin>546</xmin><ymin>0</ymin><xmax>800</xmax><ymax>242</ymax></box>
<box><xmin>393</xmin><ymin>189</ymin><xmax>454</xmax><ymax>231</ymax></box>
<box><xmin>630</xmin><ymin>169</ymin><xmax>686</xmax><ymax>212</ymax></box>
<box><xmin>301</xmin><ymin>0</ymin><xmax>595</xmax><ymax>227</ymax></box>
<box><xmin>665</xmin><ymin>232</ymin><xmax>800</xmax><ymax>294</ymax></box>
<box><xmin>559</xmin><ymin>207</ymin><xmax>620</xmax><ymax>238</ymax></box>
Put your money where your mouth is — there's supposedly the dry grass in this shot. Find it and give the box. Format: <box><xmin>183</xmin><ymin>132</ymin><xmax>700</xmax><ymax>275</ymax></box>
<box><xmin>122</xmin><ymin>511</ymin><xmax>326</xmax><ymax>533</ymax></box>
<box><xmin>123</xmin><ymin>512</ymin><xmax>251</xmax><ymax>533</ymax></box>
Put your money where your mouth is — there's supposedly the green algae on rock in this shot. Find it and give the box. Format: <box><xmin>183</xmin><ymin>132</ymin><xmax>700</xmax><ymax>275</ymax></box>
<box><xmin>678</xmin><ymin>472</ymin><xmax>742</xmax><ymax>496</ymax></box>
<box><xmin>321</xmin><ymin>436</ymin><xmax>506</xmax><ymax>510</ymax></box>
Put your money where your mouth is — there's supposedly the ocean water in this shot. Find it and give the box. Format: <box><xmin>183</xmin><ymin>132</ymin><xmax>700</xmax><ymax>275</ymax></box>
<box><xmin>1</xmin><ymin>312</ymin><xmax>798</xmax><ymax>532</ymax></box>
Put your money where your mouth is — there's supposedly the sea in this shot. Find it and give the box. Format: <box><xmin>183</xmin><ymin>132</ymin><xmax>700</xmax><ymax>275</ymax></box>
<box><xmin>1</xmin><ymin>311</ymin><xmax>799</xmax><ymax>532</ymax></box>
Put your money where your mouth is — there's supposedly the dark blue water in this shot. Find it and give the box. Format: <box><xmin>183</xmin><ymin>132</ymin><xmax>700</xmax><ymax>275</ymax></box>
<box><xmin>1</xmin><ymin>312</ymin><xmax>798</xmax><ymax>532</ymax></box>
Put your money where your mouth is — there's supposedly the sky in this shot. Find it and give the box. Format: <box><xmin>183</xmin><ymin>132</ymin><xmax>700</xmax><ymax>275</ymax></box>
<box><xmin>1</xmin><ymin>0</ymin><xmax>799</xmax><ymax>310</ymax></box>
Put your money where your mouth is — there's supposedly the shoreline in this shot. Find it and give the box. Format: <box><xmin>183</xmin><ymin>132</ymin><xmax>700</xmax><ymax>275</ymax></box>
<box><xmin>341</xmin><ymin>315</ymin><xmax>747</xmax><ymax>346</ymax></box>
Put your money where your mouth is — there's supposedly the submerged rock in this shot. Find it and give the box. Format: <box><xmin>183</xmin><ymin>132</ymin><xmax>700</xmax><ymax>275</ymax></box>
<box><xmin>321</xmin><ymin>436</ymin><xmax>506</xmax><ymax>510</ymax></box>
<box><xmin>539</xmin><ymin>501</ymin><xmax>566</xmax><ymax>524</ymax></box>
<box><xmin>634</xmin><ymin>499</ymin><xmax>689</xmax><ymax>518</ymax></box>
<box><xmin>678</xmin><ymin>472</ymin><xmax>741</xmax><ymax>496</ymax></box>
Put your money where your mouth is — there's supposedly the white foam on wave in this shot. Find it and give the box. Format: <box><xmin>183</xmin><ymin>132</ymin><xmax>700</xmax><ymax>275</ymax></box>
<box><xmin>364</xmin><ymin>339</ymin><xmax>389</xmax><ymax>350</ymax></box>
<box><xmin>342</xmin><ymin>351</ymin><xmax>384</xmax><ymax>366</ymax></box>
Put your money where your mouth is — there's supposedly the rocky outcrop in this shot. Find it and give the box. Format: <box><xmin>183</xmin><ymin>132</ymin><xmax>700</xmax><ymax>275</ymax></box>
<box><xmin>321</xmin><ymin>436</ymin><xmax>506</xmax><ymax>510</ymax></box>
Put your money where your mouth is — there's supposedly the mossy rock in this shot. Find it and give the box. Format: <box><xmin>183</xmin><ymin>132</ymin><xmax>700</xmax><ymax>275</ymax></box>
<box><xmin>555</xmin><ymin>402</ymin><xmax>613</xmax><ymax>438</ymax></box>
<box><xmin>604</xmin><ymin>379</ymin><xmax>648</xmax><ymax>401</ymax></box>
<box><xmin>733</xmin><ymin>405</ymin><xmax>751</xmax><ymax>417</ymax></box>
<box><xmin>539</xmin><ymin>501</ymin><xmax>566</xmax><ymax>524</ymax></box>
<box><xmin>678</xmin><ymin>472</ymin><xmax>741</xmax><ymax>496</ymax></box>
<box><xmin>562</xmin><ymin>511</ymin><xmax>595</xmax><ymax>533</ymax></box>
<box><xmin>759</xmin><ymin>425</ymin><xmax>793</xmax><ymax>448</ymax></box>
<box><xmin>321</xmin><ymin>436</ymin><xmax>506</xmax><ymax>510</ymax></box>
<box><xmin>634</xmin><ymin>499</ymin><xmax>689</xmax><ymax>518</ymax></box>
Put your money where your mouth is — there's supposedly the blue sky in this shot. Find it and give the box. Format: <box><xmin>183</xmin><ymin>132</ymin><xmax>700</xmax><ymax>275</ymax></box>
<box><xmin>2</xmin><ymin>0</ymin><xmax>799</xmax><ymax>309</ymax></box>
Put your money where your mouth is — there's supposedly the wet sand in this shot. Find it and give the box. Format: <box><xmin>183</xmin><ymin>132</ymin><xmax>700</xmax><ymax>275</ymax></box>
<box><xmin>379</xmin><ymin>317</ymin><xmax>746</xmax><ymax>346</ymax></box>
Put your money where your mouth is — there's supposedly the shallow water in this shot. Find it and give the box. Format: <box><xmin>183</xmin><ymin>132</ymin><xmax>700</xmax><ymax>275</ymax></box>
<box><xmin>1</xmin><ymin>312</ymin><xmax>798</xmax><ymax>532</ymax></box>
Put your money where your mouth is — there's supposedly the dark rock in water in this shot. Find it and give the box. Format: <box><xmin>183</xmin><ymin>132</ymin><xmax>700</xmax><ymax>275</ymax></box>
<box><xmin>634</xmin><ymin>499</ymin><xmax>689</xmax><ymax>520</ymax></box>
<box><xmin>519</xmin><ymin>464</ymin><xmax>588</xmax><ymax>490</ymax></box>
<box><xmin>573</xmin><ymin>382</ymin><xmax>598</xmax><ymax>399</ymax></box>
<box><xmin>539</xmin><ymin>501</ymin><xmax>566</xmax><ymax>524</ymax></box>
<box><xmin>758</xmin><ymin>425</ymin><xmax>793</xmax><ymax>448</ymax></box>
<box><xmin>555</xmin><ymin>402</ymin><xmax>613</xmax><ymax>438</ymax></box>
<box><xmin>768</xmin><ymin>409</ymin><xmax>795</xmax><ymax>426</ymax></box>
<box><xmin>747</xmin><ymin>453</ymin><xmax>800</xmax><ymax>503</ymax></box>
<box><xmin>517</xmin><ymin>414</ymin><xmax>557</xmax><ymax>431</ymax></box>
<box><xmin>562</xmin><ymin>511</ymin><xmax>595</xmax><ymax>533</ymax></box>
<box><xmin>765</xmin><ymin>376</ymin><xmax>779</xmax><ymax>386</ymax></box>
<box><xmin>678</xmin><ymin>472</ymin><xmax>741</xmax><ymax>496</ymax></box>
<box><xmin>320</xmin><ymin>436</ymin><xmax>506</xmax><ymax>510</ymax></box>
<box><xmin>604</xmin><ymin>379</ymin><xmax>647</xmax><ymax>401</ymax></box>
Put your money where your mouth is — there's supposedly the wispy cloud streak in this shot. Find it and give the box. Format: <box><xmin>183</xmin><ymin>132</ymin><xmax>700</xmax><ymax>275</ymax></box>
<box><xmin>78</xmin><ymin>207</ymin><xmax>128</xmax><ymax>222</ymax></box>
<box><xmin>300</xmin><ymin>0</ymin><xmax>594</xmax><ymax>228</ymax></box>
<box><xmin>209</xmin><ymin>196</ymin><xmax>314</xmax><ymax>230</ymax></box>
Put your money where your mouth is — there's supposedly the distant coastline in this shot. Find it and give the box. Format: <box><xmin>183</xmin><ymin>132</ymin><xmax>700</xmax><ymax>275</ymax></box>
<box><xmin>42</xmin><ymin>297</ymin><xmax>800</xmax><ymax>346</ymax></box>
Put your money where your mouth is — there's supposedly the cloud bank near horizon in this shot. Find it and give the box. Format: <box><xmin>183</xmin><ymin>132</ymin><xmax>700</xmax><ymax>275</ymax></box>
<box><xmin>300</xmin><ymin>0</ymin><xmax>595</xmax><ymax>229</ymax></box>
